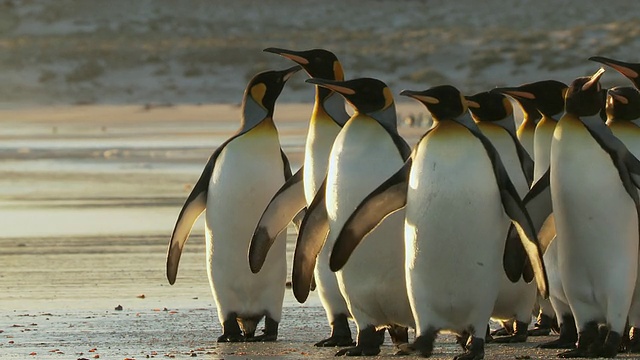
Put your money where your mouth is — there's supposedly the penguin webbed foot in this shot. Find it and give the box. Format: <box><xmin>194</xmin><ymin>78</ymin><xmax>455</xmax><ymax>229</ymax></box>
<box><xmin>334</xmin><ymin>345</ymin><xmax>381</xmax><ymax>357</ymax></box>
<box><xmin>217</xmin><ymin>333</ymin><xmax>245</xmax><ymax>342</ymax></box>
<box><xmin>397</xmin><ymin>329</ymin><xmax>437</xmax><ymax>357</ymax></box>
<box><xmin>453</xmin><ymin>336</ymin><xmax>485</xmax><ymax>360</ymax></box>
<box><xmin>314</xmin><ymin>335</ymin><xmax>355</xmax><ymax>347</ymax></box>
<box><xmin>334</xmin><ymin>326</ymin><xmax>382</xmax><ymax>356</ymax></box>
<box><xmin>528</xmin><ymin>314</ymin><xmax>556</xmax><ymax>336</ymax></box>
<box><xmin>245</xmin><ymin>316</ymin><xmax>278</xmax><ymax>342</ymax></box>
<box><xmin>490</xmin><ymin>321</ymin><xmax>528</xmax><ymax>343</ymax></box>
<box><xmin>315</xmin><ymin>314</ymin><xmax>355</xmax><ymax>347</ymax></box>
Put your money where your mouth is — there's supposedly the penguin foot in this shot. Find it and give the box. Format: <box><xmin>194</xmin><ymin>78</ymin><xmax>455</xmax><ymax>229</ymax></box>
<box><xmin>454</xmin><ymin>336</ymin><xmax>484</xmax><ymax>360</ymax></box>
<box><xmin>218</xmin><ymin>313</ymin><xmax>244</xmax><ymax>342</ymax></box>
<box><xmin>490</xmin><ymin>327</ymin><xmax>510</xmax><ymax>337</ymax></box>
<box><xmin>246</xmin><ymin>316</ymin><xmax>278</xmax><ymax>342</ymax></box>
<box><xmin>388</xmin><ymin>325</ymin><xmax>409</xmax><ymax>345</ymax></box>
<box><xmin>599</xmin><ymin>330</ymin><xmax>621</xmax><ymax>357</ymax></box>
<box><xmin>314</xmin><ymin>335</ymin><xmax>355</xmax><ymax>347</ymax></box>
<box><xmin>538</xmin><ymin>338</ymin><xmax>577</xmax><ymax>349</ymax></box>
<box><xmin>245</xmin><ymin>333</ymin><xmax>277</xmax><ymax>342</ymax></box>
<box><xmin>334</xmin><ymin>325</ymin><xmax>381</xmax><ymax>356</ymax></box>
<box><xmin>556</xmin><ymin>348</ymin><xmax>590</xmax><ymax>358</ymax></box>
<box><xmin>528</xmin><ymin>313</ymin><xmax>556</xmax><ymax>336</ymax></box>
<box><xmin>334</xmin><ymin>345</ymin><xmax>380</xmax><ymax>356</ymax></box>
<box><xmin>216</xmin><ymin>333</ymin><xmax>245</xmax><ymax>342</ymax></box>
<box><xmin>489</xmin><ymin>333</ymin><xmax>527</xmax><ymax>343</ymax></box>
<box><xmin>399</xmin><ymin>329</ymin><xmax>437</xmax><ymax>357</ymax></box>
<box><xmin>315</xmin><ymin>313</ymin><xmax>354</xmax><ymax>347</ymax></box>
<box><xmin>557</xmin><ymin>321</ymin><xmax>598</xmax><ymax>358</ymax></box>
<box><xmin>492</xmin><ymin>321</ymin><xmax>527</xmax><ymax>343</ymax></box>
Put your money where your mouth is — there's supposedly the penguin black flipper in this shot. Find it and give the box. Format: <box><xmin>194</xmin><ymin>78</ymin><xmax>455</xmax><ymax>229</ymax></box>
<box><xmin>581</xmin><ymin>119</ymin><xmax>640</xmax><ymax>210</ymax></box>
<box><xmin>467</xmin><ymin>125</ymin><xmax>549</xmax><ymax>298</ymax></box>
<box><xmin>509</xmin><ymin>131</ymin><xmax>535</xmax><ymax>186</ymax></box>
<box><xmin>249</xmin><ymin>165</ymin><xmax>306</xmax><ymax>273</ymax></box>
<box><xmin>329</xmin><ymin>158</ymin><xmax>412</xmax><ymax>272</ymax></box>
<box><xmin>292</xmin><ymin>178</ymin><xmax>330</xmax><ymax>303</ymax></box>
<box><xmin>167</xmin><ymin>137</ymin><xmax>236</xmax><ymax>285</ymax></box>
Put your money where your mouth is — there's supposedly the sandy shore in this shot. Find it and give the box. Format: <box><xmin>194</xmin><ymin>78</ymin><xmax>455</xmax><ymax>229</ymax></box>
<box><xmin>0</xmin><ymin>104</ymin><xmax>637</xmax><ymax>359</ymax></box>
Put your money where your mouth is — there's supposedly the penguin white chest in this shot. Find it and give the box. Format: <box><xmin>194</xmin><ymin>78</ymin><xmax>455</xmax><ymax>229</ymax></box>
<box><xmin>304</xmin><ymin>115</ymin><xmax>342</xmax><ymax>204</ymax></box>
<box><xmin>406</xmin><ymin>123</ymin><xmax>508</xmax><ymax>330</ymax></box>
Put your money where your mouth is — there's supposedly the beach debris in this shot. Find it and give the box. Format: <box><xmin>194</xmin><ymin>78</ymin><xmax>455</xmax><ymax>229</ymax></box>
<box><xmin>114</xmin><ymin>305</ymin><xmax>123</xmax><ymax>311</ymax></box>
<box><xmin>29</xmin><ymin>352</ymin><xmax>36</xmax><ymax>356</ymax></box>
<box><xmin>136</xmin><ymin>294</ymin><xmax>146</xmax><ymax>299</ymax></box>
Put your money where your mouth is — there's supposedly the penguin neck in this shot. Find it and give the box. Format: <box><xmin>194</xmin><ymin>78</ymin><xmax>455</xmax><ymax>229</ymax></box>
<box><xmin>240</xmin><ymin>95</ymin><xmax>270</xmax><ymax>133</ymax></box>
<box><xmin>579</xmin><ymin>113</ymin><xmax>606</xmax><ymax>128</ymax></box>
<box><xmin>320</xmin><ymin>91</ymin><xmax>349</xmax><ymax>127</ymax></box>
<box><xmin>364</xmin><ymin>103</ymin><xmax>398</xmax><ymax>134</ymax></box>
<box><xmin>491</xmin><ymin>113</ymin><xmax>517</xmax><ymax>136</ymax></box>
<box><xmin>451</xmin><ymin>111</ymin><xmax>478</xmax><ymax>129</ymax></box>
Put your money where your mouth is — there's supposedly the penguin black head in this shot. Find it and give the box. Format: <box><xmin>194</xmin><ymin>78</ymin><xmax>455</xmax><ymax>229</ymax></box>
<box><xmin>492</xmin><ymin>80</ymin><xmax>568</xmax><ymax>118</ymax></box>
<box><xmin>590</xmin><ymin>56</ymin><xmax>640</xmax><ymax>90</ymax></box>
<box><xmin>606</xmin><ymin>86</ymin><xmax>640</xmax><ymax>122</ymax></box>
<box><xmin>465</xmin><ymin>91</ymin><xmax>513</xmax><ymax>122</ymax></box>
<box><xmin>564</xmin><ymin>68</ymin><xmax>606</xmax><ymax>117</ymax></box>
<box><xmin>305</xmin><ymin>77</ymin><xmax>393</xmax><ymax>115</ymax></box>
<box><xmin>400</xmin><ymin>85</ymin><xmax>468</xmax><ymax>121</ymax></box>
<box><xmin>264</xmin><ymin>47</ymin><xmax>344</xmax><ymax>82</ymax></box>
<box><xmin>243</xmin><ymin>65</ymin><xmax>302</xmax><ymax>117</ymax></box>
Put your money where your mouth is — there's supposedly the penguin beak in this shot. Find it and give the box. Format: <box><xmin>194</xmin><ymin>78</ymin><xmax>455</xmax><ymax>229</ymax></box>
<box><xmin>590</xmin><ymin>56</ymin><xmax>639</xmax><ymax>80</ymax></box>
<box><xmin>280</xmin><ymin>65</ymin><xmax>303</xmax><ymax>82</ymax></box>
<box><xmin>491</xmin><ymin>87</ymin><xmax>536</xmax><ymax>100</ymax></box>
<box><xmin>607</xmin><ymin>88</ymin><xmax>629</xmax><ymax>105</ymax></box>
<box><xmin>464</xmin><ymin>97</ymin><xmax>481</xmax><ymax>109</ymax></box>
<box><xmin>400</xmin><ymin>89</ymin><xmax>439</xmax><ymax>104</ymax></box>
<box><xmin>306</xmin><ymin>78</ymin><xmax>355</xmax><ymax>95</ymax></box>
<box><xmin>582</xmin><ymin>68</ymin><xmax>606</xmax><ymax>91</ymax></box>
<box><xmin>264</xmin><ymin>47</ymin><xmax>310</xmax><ymax>65</ymax></box>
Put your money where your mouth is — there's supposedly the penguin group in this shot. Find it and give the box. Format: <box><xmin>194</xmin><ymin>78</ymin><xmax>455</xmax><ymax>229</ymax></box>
<box><xmin>166</xmin><ymin>48</ymin><xmax>640</xmax><ymax>359</ymax></box>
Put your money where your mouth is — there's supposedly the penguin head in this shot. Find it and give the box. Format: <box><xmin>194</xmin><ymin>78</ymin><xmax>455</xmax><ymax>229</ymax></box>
<box><xmin>400</xmin><ymin>85</ymin><xmax>470</xmax><ymax>121</ymax></box>
<box><xmin>605</xmin><ymin>86</ymin><xmax>640</xmax><ymax>122</ymax></box>
<box><xmin>264</xmin><ymin>47</ymin><xmax>344</xmax><ymax>81</ymax></box>
<box><xmin>492</xmin><ymin>80</ymin><xmax>568</xmax><ymax>119</ymax></box>
<box><xmin>590</xmin><ymin>56</ymin><xmax>640</xmax><ymax>90</ymax></box>
<box><xmin>243</xmin><ymin>65</ymin><xmax>302</xmax><ymax>117</ymax></box>
<box><xmin>564</xmin><ymin>68</ymin><xmax>606</xmax><ymax>117</ymax></box>
<box><xmin>465</xmin><ymin>91</ymin><xmax>513</xmax><ymax>123</ymax></box>
<box><xmin>305</xmin><ymin>77</ymin><xmax>393</xmax><ymax>115</ymax></box>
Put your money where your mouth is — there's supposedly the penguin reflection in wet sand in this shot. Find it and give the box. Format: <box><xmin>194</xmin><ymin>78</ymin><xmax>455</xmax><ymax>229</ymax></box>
<box><xmin>466</xmin><ymin>91</ymin><xmax>536</xmax><ymax>343</ymax></box>
<box><xmin>331</xmin><ymin>85</ymin><xmax>548</xmax><ymax>360</ymax></box>
<box><xmin>248</xmin><ymin>48</ymin><xmax>354</xmax><ymax>347</ymax></box>
<box><xmin>294</xmin><ymin>77</ymin><xmax>413</xmax><ymax>356</ymax></box>
<box><xmin>166</xmin><ymin>66</ymin><xmax>301</xmax><ymax>342</ymax></box>
<box><xmin>550</xmin><ymin>69</ymin><xmax>640</xmax><ymax>358</ymax></box>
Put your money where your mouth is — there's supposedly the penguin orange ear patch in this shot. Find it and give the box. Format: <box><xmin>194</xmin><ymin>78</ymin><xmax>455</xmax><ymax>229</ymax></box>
<box><xmin>251</xmin><ymin>83</ymin><xmax>267</xmax><ymax>104</ymax></box>
<box><xmin>333</xmin><ymin>61</ymin><xmax>345</xmax><ymax>81</ymax></box>
<box><xmin>383</xmin><ymin>87</ymin><xmax>394</xmax><ymax>110</ymax></box>
<box><xmin>502</xmin><ymin>97</ymin><xmax>514</xmax><ymax>114</ymax></box>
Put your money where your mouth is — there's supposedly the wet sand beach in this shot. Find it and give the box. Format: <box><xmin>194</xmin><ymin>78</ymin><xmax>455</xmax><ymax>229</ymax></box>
<box><xmin>0</xmin><ymin>104</ymin><xmax>638</xmax><ymax>359</ymax></box>
<box><xmin>3</xmin><ymin>0</ymin><xmax>640</xmax><ymax>358</ymax></box>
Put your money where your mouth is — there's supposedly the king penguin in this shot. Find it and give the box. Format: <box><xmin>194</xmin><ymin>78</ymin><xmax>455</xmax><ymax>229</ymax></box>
<box><xmin>590</xmin><ymin>56</ymin><xmax>640</xmax><ymax>90</ymax></box>
<box><xmin>603</xmin><ymin>86</ymin><xmax>640</xmax><ymax>352</ymax></box>
<box><xmin>466</xmin><ymin>91</ymin><xmax>537</xmax><ymax>343</ymax></box>
<box><xmin>293</xmin><ymin>77</ymin><xmax>414</xmax><ymax>356</ymax></box>
<box><xmin>248</xmin><ymin>48</ymin><xmax>354</xmax><ymax>347</ymax></box>
<box><xmin>166</xmin><ymin>65</ymin><xmax>301</xmax><ymax>342</ymax></box>
<box><xmin>492</xmin><ymin>80</ymin><xmax>569</xmax><ymax>338</ymax></box>
<box><xmin>550</xmin><ymin>68</ymin><xmax>640</xmax><ymax>358</ymax></box>
<box><xmin>329</xmin><ymin>85</ymin><xmax>548</xmax><ymax>360</ymax></box>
